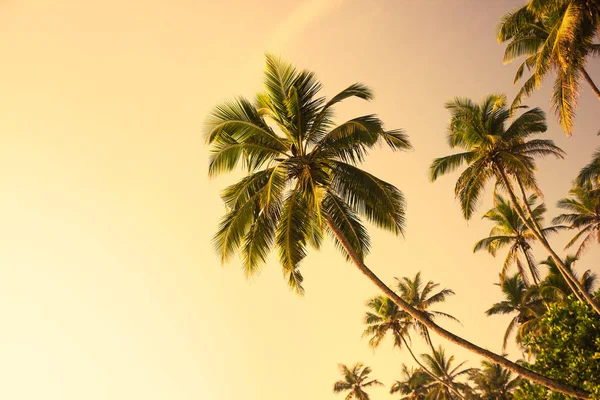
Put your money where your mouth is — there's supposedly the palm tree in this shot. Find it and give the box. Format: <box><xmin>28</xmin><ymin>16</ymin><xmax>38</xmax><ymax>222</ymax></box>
<box><xmin>419</xmin><ymin>346</ymin><xmax>473</xmax><ymax>400</ymax></box>
<box><xmin>576</xmin><ymin>147</ymin><xmax>600</xmax><ymax>187</ymax></box>
<box><xmin>429</xmin><ymin>94</ymin><xmax>599</xmax><ymax>316</ymax></box>
<box><xmin>207</xmin><ymin>57</ymin><xmax>589</xmax><ymax>398</ymax></box>
<box><xmin>538</xmin><ymin>255</ymin><xmax>598</xmax><ymax>302</ymax></box>
<box><xmin>474</xmin><ymin>194</ymin><xmax>564</xmax><ymax>286</ymax></box>
<box><xmin>363</xmin><ymin>294</ymin><xmax>465</xmax><ymax>399</ymax></box>
<box><xmin>485</xmin><ymin>274</ymin><xmax>543</xmax><ymax>351</ymax></box>
<box><xmin>333</xmin><ymin>363</ymin><xmax>383</xmax><ymax>400</ymax></box>
<box><xmin>553</xmin><ymin>183</ymin><xmax>600</xmax><ymax>257</ymax></box>
<box><xmin>468</xmin><ymin>361</ymin><xmax>521</xmax><ymax>400</ymax></box>
<box><xmin>498</xmin><ymin>1</ymin><xmax>600</xmax><ymax>135</ymax></box>
<box><xmin>390</xmin><ymin>365</ymin><xmax>434</xmax><ymax>400</ymax></box>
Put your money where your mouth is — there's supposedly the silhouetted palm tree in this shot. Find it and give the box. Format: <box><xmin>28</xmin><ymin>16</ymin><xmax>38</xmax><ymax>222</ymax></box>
<box><xmin>474</xmin><ymin>194</ymin><xmax>564</xmax><ymax>286</ymax></box>
<box><xmin>498</xmin><ymin>1</ymin><xmax>600</xmax><ymax>135</ymax></box>
<box><xmin>333</xmin><ymin>363</ymin><xmax>383</xmax><ymax>400</ymax></box>
<box><xmin>429</xmin><ymin>94</ymin><xmax>598</xmax><ymax>315</ymax></box>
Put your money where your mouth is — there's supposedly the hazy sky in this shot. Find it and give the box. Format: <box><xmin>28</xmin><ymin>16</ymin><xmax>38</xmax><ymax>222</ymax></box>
<box><xmin>1</xmin><ymin>1</ymin><xmax>599</xmax><ymax>399</ymax></box>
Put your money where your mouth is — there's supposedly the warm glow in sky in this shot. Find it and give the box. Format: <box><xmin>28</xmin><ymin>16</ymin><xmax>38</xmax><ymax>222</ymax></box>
<box><xmin>1</xmin><ymin>1</ymin><xmax>599</xmax><ymax>399</ymax></box>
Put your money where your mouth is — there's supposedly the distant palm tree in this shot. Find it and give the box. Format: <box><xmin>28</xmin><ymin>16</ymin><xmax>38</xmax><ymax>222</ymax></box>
<box><xmin>333</xmin><ymin>363</ymin><xmax>383</xmax><ymax>400</ymax></box>
<box><xmin>554</xmin><ymin>183</ymin><xmax>600</xmax><ymax>257</ymax></box>
<box><xmin>485</xmin><ymin>274</ymin><xmax>543</xmax><ymax>350</ymax></box>
<box><xmin>474</xmin><ymin>194</ymin><xmax>564</xmax><ymax>286</ymax></box>
<box><xmin>207</xmin><ymin>57</ymin><xmax>589</xmax><ymax>398</ymax></box>
<box><xmin>498</xmin><ymin>1</ymin><xmax>600</xmax><ymax>135</ymax></box>
<box><xmin>576</xmin><ymin>148</ymin><xmax>600</xmax><ymax>187</ymax></box>
<box><xmin>538</xmin><ymin>256</ymin><xmax>598</xmax><ymax>302</ymax></box>
<box><xmin>468</xmin><ymin>361</ymin><xmax>521</xmax><ymax>400</ymax></box>
<box><xmin>390</xmin><ymin>365</ymin><xmax>434</xmax><ymax>400</ymax></box>
<box><xmin>429</xmin><ymin>94</ymin><xmax>598</xmax><ymax>315</ymax></box>
<box><xmin>363</xmin><ymin>294</ymin><xmax>465</xmax><ymax>399</ymax></box>
<box><xmin>420</xmin><ymin>346</ymin><xmax>473</xmax><ymax>400</ymax></box>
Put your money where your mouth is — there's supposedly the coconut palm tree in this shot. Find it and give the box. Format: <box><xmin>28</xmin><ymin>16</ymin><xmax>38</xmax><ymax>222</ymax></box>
<box><xmin>486</xmin><ymin>274</ymin><xmax>543</xmax><ymax>351</ymax></box>
<box><xmin>333</xmin><ymin>363</ymin><xmax>383</xmax><ymax>400</ymax></box>
<box><xmin>474</xmin><ymin>194</ymin><xmax>564</xmax><ymax>286</ymax></box>
<box><xmin>390</xmin><ymin>365</ymin><xmax>434</xmax><ymax>400</ymax></box>
<box><xmin>553</xmin><ymin>183</ymin><xmax>600</xmax><ymax>257</ymax></box>
<box><xmin>498</xmin><ymin>1</ymin><xmax>600</xmax><ymax>135</ymax></box>
<box><xmin>576</xmin><ymin>147</ymin><xmax>600</xmax><ymax>187</ymax></box>
<box><xmin>363</xmin><ymin>294</ymin><xmax>465</xmax><ymax>399</ymax></box>
<box><xmin>429</xmin><ymin>94</ymin><xmax>599</xmax><ymax>316</ymax></box>
<box><xmin>419</xmin><ymin>346</ymin><xmax>474</xmax><ymax>400</ymax></box>
<box><xmin>538</xmin><ymin>255</ymin><xmax>598</xmax><ymax>302</ymax></box>
<box><xmin>468</xmin><ymin>361</ymin><xmax>521</xmax><ymax>400</ymax></box>
<box><xmin>207</xmin><ymin>57</ymin><xmax>589</xmax><ymax>398</ymax></box>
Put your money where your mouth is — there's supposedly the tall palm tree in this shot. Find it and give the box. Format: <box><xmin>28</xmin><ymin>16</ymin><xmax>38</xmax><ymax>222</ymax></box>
<box><xmin>498</xmin><ymin>1</ymin><xmax>600</xmax><ymax>135</ymax></box>
<box><xmin>207</xmin><ymin>57</ymin><xmax>589</xmax><ymax>398</ymax></box>
<box><xmin>363</xmin><ymin>294</ymin><xmax>465</xmax><ymax>399</ymax></box>
<box><xmin>333</xmin><ymin>363</ymin><xmax>383</xmax><ymax>400</ymax></box>
<box><xmin>429</xmin><ymin>94</ymin><xmax>599</xmax><ymax>316</ymax></box>
<box><xmin>553</xmin><ymin>183</ymin><xmax>600</xmax><ymax>257</ymax></box>
<box><xmin>419</xmin><ymin>346</ymin><xmax>473</xmax><ymax>400</ymax></box>
<box><xmin>474</xmin><ymin>194</ymin><xmax>564</xmax><ymax>286</ymax></box>
<box><xmin>485</xmin><ymin>274</ymin><xmax>543</xmax><ymax>351</ymax></box>
<box><xmin>390</xmin><ymin>365</ymin><xmax>434</xmax><ymax>400</ymax></box>
<box><xmin>468</xmin><ymin>361</ymin><xmax>521</xmax><ymax>400</ymax></box>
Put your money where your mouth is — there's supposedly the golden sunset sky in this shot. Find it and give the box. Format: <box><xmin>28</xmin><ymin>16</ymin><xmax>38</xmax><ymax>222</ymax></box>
<box><xmin>1</xmin><ymin>1</ymin><xmax>599</xmax><ymax>399</ymax></box>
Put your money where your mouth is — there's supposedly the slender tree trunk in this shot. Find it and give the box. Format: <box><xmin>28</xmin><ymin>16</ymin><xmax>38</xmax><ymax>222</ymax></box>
<box><xmin>581</xmin><ymin>67</ymin><xmax>600</xmax><ymax>100</ymax></box>
<box><xmin>399</xmin><ymin>336</ymin><xmax>465</xmax><ymax>400</ymax></box>
<box><xmin>325</xmin><ymin>218</ymin><xmax>590</xmax><ymax>399</ymax></box>
<box><xmin>519</xmin><ymin>245</ymin><xmax>540</xmax><ymax>287</ymax></box>
<box><xmin>507</xmin><ymin>171</ymin><xmax>600</xmax><ymax>313</ymax></box>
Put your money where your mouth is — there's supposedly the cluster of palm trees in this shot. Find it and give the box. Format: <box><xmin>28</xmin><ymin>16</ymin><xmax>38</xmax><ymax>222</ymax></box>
<box><xmin>334</xmin><ymin>358</ymin><xmax>520</xmax><ymax>400</ymax></box>
<box><xmin>205</xmin><ymin>1</ymin><xmax>600</xmax><ymax>398</ymax></box>
<box><xmin>333</xmin><ymin>273</ymin><xmax>521</xmax><ymax>399</ymax></box>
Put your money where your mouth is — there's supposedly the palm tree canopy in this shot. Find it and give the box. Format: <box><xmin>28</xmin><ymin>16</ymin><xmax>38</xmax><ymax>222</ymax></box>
<box><xmin>486</xmin><ymin>274</ymin><xmax>543</xmax><ymax>350</ymax></box>
<box><xmin>498</xmin><ymin>0</ymin><xmax>600</xmax><ymax>135</ymax></box>
<box><xmin>554</xmin><ymin>182</ymin><xmax>600</xmax><ymax>257</ymax></box>
<box><xmin>363</xmin><ymin>295</ymin><xmax>410</xmax><ymax>349</ymax></box>
<box><xmin>430</xmin><ymin>94</ymin><xmax>563</xmax><ymax>220</ymax></box>
<box><xmin>420</xmin><ymin>346</ymin><xmax>474</xmax><ymax>399</ymax></box>
<box><xmin>206</xmin><ymin>55</ymin><xmax>411</xmax><ymax>293</ymax></box>
<box><xmin>474</xmin><ymin>193</ymin><xmax>564</xmax><ymax>284</ymax></box>
<box><xmin>333</xmin><ymin>363</ymin><xmax>383</xmax><ymax>400</ymax></box>
<box><xmin>468</xmin><ymin>360</ymin><xmax>521</xmax><ymax>400</ymax></box>
<box><xmin>390</xmin><ymin>365</ymin><xmax>434</xmax><ymax>399</ymax></box>
<box><xmin>395</xmin><ymin>272</ymin><xmax>459</xmax><ymax>339</ymax></box>
<box><xmin>539</xmin><ymin>255</ymin><xmax>598</xmax><ymax>300</ymax></box>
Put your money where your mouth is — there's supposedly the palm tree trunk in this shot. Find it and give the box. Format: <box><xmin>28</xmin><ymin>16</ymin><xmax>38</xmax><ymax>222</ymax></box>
<box><xmin>519</xmin><ymin>245</ymin><xmax>540</xmax><ymax>287</ymax></box>
<box><xmin>507</xmin><ymin>172</ymin><xmax>600</xmax><ymax>314</ymax></box>
<box><xmin>399</xmin><ymin>336</ymin><xmax>465</xmax><ymax>400</ymax></box>
<box><xmin>581</xmin><ymin>67</ymin><xmax>600</xmax><ymax>100</ymax></box>
<box><xmin>325</xmin><ymin>218</ymin><xmax>590</xmax><ymax>399</ymax></box>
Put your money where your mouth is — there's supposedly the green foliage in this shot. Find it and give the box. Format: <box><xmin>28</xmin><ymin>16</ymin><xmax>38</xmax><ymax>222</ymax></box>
<box><xmin>514</xmin><ymin>296</ymin><xmax>600</xmax><ymax>399</ymax></box>
<box><xmin>207</xmin><ymin>54</ymin><xmax>410</xmax><ymax>293</ymax></box>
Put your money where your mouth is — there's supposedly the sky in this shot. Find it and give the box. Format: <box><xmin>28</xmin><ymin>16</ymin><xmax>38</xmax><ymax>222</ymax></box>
<box><xmin>1</xmin><ymin>1</ymin><xmax>599</xmax><ymax>399</ymax></box>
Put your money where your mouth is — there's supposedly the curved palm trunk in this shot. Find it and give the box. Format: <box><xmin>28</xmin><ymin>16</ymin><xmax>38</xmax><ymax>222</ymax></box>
<box><xmin>326</xmin><ymin>218</ymin><xmax>590</xmax><ymax>399</ymax></box>
<box><xmin>399</xmin><ymin>336</ymin><xmax>465</xmax><ymax>400</ymax></box>
<box><xmin>422</xmin><ymin>330</ymin><xmax>465</xmax><ymax>400</ymax></box>
<box><xmin>581</xmin><ymin>67</ymin><xmax>600</xmax><ymax>100</ymax></box>
<box><xmin>506</xmin><ymin>172</ymin><xmax>600</xmax><ymax>314</ymax></box>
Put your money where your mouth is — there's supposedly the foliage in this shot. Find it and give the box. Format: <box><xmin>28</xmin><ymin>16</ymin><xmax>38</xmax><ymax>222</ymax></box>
<box><xmin>514</xmin><ymin>296</ymin><xmax>600</xmax><ymax>399</ymax></box>
<box><xmin>333</xmin><ymin>363</ymin><xmax>383</xmax><ymax>400</ymax></box>
<box><xmin>206</xmin><ymin>55</ymin><xmax>410</xmax><ymax>294</ymax></box>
